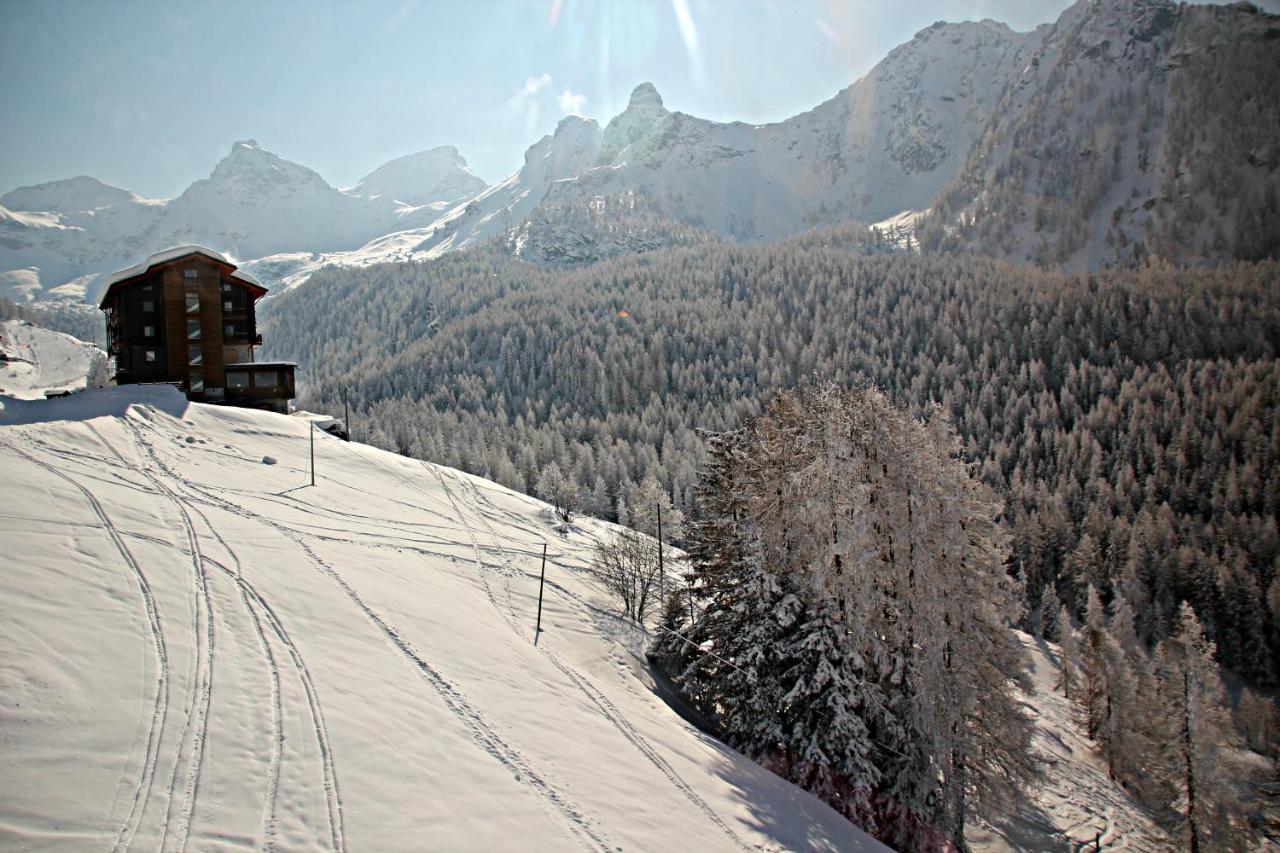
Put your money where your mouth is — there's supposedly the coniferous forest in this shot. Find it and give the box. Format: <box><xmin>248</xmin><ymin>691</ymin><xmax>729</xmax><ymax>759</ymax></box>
<box><xmin>263</xmin><ymin>232</ymin><xmax>1279</xmax><ymax>684</ymax></box>
<box><xmin>262</xmin><ymin>229</ymin><xmax>1279</xmax><ymax>845</ymax></box>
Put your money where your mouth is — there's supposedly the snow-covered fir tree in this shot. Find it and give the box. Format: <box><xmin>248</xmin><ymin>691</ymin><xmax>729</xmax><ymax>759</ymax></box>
<box><xmin>653</xmin><ymin>384</ymin><xmax>1032</xmax><ymax>848</ymax></box>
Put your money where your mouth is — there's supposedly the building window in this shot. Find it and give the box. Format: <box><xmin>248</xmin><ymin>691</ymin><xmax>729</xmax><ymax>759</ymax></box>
<box><xmin>253</xmin><ymin>370</ymin><xmax>279</xmax><ymax>389</ymax></box>
<box><xmin>185</xmin><ymin>269</ymin><xmax>198</xmax><ymax>279</ymax></box>
<box><xmin>190</xmin><ymin>372</ymin><xmax>204</xmax><ymax>393</ymax></box>
<box><xmin>221</xmin><ymin>282</ymin><xmax>231</xmax><ymax>292</ymax></box>
<box><xmin>224</xmin><ymin>301</ymin><xmax>233</xmax><ymax>311</ymax></box>
<box><xmin>145</xmin><ymin>349</ymin><xmax>156</xmax><ymax>362</ymax></box>
<box><xmin>186</xmin><ymin>293</ymin><xmax>200</xmax><ymax>313</ymax></box>
<box><xmin>143</xmin><ymin>300</ymin><xmax>155</xmax><ymax>312</ymax></box>
<box><xmin>144</xmin><ymin>325</ymin><xmax>155</xmax><ymax>337</ymax></box>
<box><xmin>227</xmin><ymin>371</ymin><xmax>249</xmax><ymax>389</ymax></box>
<box><xmin>205</xmin><ymin>387</ymin><xmax>225</xmax><ymax>401</ymax></box>
<box><xmin>187</xmin><ymin>319</ymin><xmax>201</xmax><ymax>340</ymax></box>
<box><xmin>188</xmin><ymin>345</ymin><xmax>203</xmax><ymax>366</ymax></box>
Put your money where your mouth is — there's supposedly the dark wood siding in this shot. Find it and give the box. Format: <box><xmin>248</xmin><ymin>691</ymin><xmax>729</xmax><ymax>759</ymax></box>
<box><xmin>104</xmin><ymin>250</ymin><xmax>284</xmax><ymax>409</ymax></box>
<box><xmin>109</xmin><ymin>273</ymin><xmax>168</xmax><ymax>382</ymax></box>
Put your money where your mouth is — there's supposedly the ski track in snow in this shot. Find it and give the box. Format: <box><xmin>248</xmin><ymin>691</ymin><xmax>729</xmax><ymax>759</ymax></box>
<box><xmin>422</xmin><ymin>462</ymin><xmax>750</xmax><ymax>851</ymax></box>
<box><xmin>86</xmin><ymin>421</ymin><xmax>217</xmax><ymax>853</ymax></box>
<box><xmin>127</xmin><ymin>416</ymin><xmax>613</xmax><ymax>853</ymax></box>
<box><xmin>188</xmin><ymin>503</ymin><xmax>285</xmax><ymax>850</ymax></box>
<box><xmin>0</xmin><ymin>437</ymin><xmax>173</xmax><ymax>853</ymax></box>
<box><xmin>124</xmin><ymin>416</ymin><xmax>349</xmax><ymax>852</ymax></box>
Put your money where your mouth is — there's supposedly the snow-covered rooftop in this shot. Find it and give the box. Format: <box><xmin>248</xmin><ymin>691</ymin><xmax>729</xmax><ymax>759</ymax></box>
<box><xmin>100</xmin><ymin>245</ymin><xmax>263</xmax><ymax>290</ymax></box>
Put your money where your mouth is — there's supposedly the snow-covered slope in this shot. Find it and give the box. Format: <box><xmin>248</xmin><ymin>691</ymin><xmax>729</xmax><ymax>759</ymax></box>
<box><xmin>0</xmin><ymin>386</ymin><xmax>885</xmax><ymax>851</ymax></box>
<box><xmin>239</xmin><ymin>117</ymin><xmax>605</xmax><ymax>291</ymax></box>
<box><xmin>350</xmin><ymin>145</ymin><xmax>487</xmax><ymax>207</ymax></box>
<box><xmin>0</xmin><ymin>318</ymin><xmax>104</xmax><ymax>400</ymax></box>
<box><xmin>968</xmin><ymin>633</ymin><xmax>1174</xmax><ymax>851</ymax></box>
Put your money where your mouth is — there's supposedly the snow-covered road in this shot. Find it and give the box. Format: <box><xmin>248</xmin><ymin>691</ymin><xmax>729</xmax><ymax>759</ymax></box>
<box><xmin>0</xmin><ymin>388</ymin><xmax>880</xmax><ymax>851</ymax></box>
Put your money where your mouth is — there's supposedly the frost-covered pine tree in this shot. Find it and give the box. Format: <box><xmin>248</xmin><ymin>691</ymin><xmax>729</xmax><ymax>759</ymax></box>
<box><xmin>653</xmin><ymin>384</ymin><xmax>1033</xmax><ymax>847</ymax></box>
<box><xmin>1154</xmin><ymin>603</ymin><xmax>1240</xmax><ymax>852</ymax></box>
<box><xmin>1038</xmin><ymin>586</ymin><xmax>1060</xmax><ymax>641</ymax></box>
<box><xmin>779</xmin><ymin>595</ymin><xmax>880</xmax><ymax>802</ymax></box>
<box><xmin>1077</xmin><ymin>586</ymin><xmax>1111</xmax><ymax>742</ymax></box>
<box><xmin>1057</xmin><ymin>605</ymin><xmax>1080</xmax><ymax>700</ymax></box>
<box><xmin>535</xmin><ymin>461</ymin><xmax>576</xmax><ymax>522</ymax></box>
<box><xmin>620</xmin><ymin>476</ymin><xmax>684</xmax><ymax>544</ymax></box>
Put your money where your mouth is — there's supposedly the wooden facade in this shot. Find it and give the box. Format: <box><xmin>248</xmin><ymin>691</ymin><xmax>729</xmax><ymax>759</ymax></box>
<box><xmin>100</xmin><ymin>247</ymin><xmax>296</xmax><ymax>412</ymax></box>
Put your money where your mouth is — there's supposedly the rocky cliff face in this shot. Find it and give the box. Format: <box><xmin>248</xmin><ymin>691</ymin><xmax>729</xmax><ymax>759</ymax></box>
<box><xmin>917</xmin><ymin>0</ymin><xmax>1280</xmax><ymax>268</ymax></box>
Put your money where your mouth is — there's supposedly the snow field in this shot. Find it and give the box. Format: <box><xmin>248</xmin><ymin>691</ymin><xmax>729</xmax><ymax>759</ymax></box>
<box><xmin>0</xmin><ymin>388</ymin><xmax>880</xmax><ymax>851</ymax></box>
<box><xmin>0</xmin><ymin>319</ymin><xmax>104</xmax><ymax>400</ymax></box>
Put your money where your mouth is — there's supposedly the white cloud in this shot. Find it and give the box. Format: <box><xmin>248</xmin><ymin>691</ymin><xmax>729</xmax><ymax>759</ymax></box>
<box><xmin>503</xmin><ymin>74</ymin><xmax>587</xmax><ymax>138</ymax></box>
<box><xmin>508</xmin><ymin>73</ymin><xmax>552</xmax><ymax>111</ymax></box>
<box><xmin>557</xmin><ymin>88</ymin><xmax>587</xmax><ymax>115</ymax></box>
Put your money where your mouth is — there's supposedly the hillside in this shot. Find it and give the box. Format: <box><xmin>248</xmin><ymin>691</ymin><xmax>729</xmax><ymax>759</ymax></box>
<box><xmin>260</xmin><ymin>240</ymin><xmax>1280</xmax><ymax>697</ymax></box>
<box><xmin>1</xmin><ymin>385</ymin><xmax>1199</xmax><ymax>850</ymax></box>
<box><xmin>918</xmin><ymin>0</ymin><xmax>1280</xmax><ymax>268</ymax></box>
<box><xmin>0</xmin><ymin>387</ymin><xmax>887</xmax><ymax>851</ymax></box>
<box><xmin>0</xmin><ymin>318</ymin><xmax>104</xmax><ymax>399</ymax></box>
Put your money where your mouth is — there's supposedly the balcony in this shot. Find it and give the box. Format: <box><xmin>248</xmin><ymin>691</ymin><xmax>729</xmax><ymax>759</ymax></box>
<box><xmin>224</xmin><ymin>361</ymin><xmax>296</xmax><ymax>413</ymax></box>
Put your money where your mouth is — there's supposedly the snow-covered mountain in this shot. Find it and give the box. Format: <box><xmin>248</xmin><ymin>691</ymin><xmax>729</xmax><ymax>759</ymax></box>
<box><xmin>4</xmin><ymin>0</ymin><xmax>1275</xmax><ymax>301</ymax></box>
<box><xmin>0</xmin><ymin>141</ymin><xmax>488</xmax><ymax>303</ymax></box>
<box><xmin>249</xmin><ymin>21</ymin><xmax>1041</xmax><ymax>285</ymax></box>
<box><xmin>239</xmin><ymin>116</ymin><xmax>606</xmax><ymax>291</ymax></box>
<box><xmin>349</xmin><ymin>145</ymin><xmax>487</xmax><ymax>207</ymax></box>
<box><xmin>545</xmin><ymin>24</ymin><xmax>1039</xmax><ymax>243</ymax></box>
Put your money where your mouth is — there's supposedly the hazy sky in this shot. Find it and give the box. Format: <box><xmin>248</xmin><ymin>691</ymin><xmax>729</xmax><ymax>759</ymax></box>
<box><xmin>1</xmin><ymin>0</ymin><xmax>1269</xmax><ymax>198</ymax></box>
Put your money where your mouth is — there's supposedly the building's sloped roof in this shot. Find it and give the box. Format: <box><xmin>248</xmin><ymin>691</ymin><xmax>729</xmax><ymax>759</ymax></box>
<box><xmin>99</xmin><ymin>245</ymin><xmax>265</xmax><ymax>306</ymax></box>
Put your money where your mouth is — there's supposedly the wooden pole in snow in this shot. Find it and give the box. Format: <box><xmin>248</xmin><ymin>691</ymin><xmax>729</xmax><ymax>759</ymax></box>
<box><xmin>343</xmin><ymin>388</ymin><xmax>350</xmax><ymax>440</ymax></box>
<box><xmin>535</xmin><ymin>542</ymin><xmax>548</xmax><ymax>642</ymax></box>
<box><xmin>309</xmin><ymin>422</ymin><xmax>315</xmax><ymax>487</ymax></box>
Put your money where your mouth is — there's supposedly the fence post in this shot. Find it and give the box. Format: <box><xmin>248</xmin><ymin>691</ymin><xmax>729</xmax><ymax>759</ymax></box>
<box><xmin>535</xmin><ymin>543</ymin><xmax>547</xmax><ymax>643</ymax></box>
<box><xmin>309</xmin><ymin>422</ymin><xmax>315</xmax><ymax>487</ymax></box>
<box><xmin>342</xmin><ymin>388</ymin><xmax>350</xmax><ymax>440</ymax></box>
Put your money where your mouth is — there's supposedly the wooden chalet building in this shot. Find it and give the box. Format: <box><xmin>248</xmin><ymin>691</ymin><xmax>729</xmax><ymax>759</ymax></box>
<box><xmin>99</xmin><ymin>246</ymin><xmax>296</xmax><ymax>412</ymax></box>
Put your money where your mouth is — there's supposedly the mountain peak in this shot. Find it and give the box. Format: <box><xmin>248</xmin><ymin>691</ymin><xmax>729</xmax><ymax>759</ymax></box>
<box><xmin>0</xmin><ymin>174</ymin><xmax>140</xmax><ymax>213</ymax></box>
<box><xmin>352</xmin><ymin>145</ymin><xmax>487</xmax><ymax>206</ymax></box>
<box><xmin>627</xmin><ymin>82</ymin><xmax>664</xmax><ymax>111</ymax></box>
<box><xmin>233</xmin><ymin>139</ymin><xmax>261</xmax><ymax>152</ymax></box>
<box><xmin>597</xmin><ymin>83</ymin><xmax>674</xmax><ymax>168</ymax></box>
